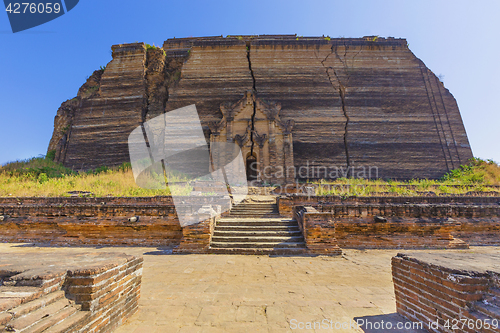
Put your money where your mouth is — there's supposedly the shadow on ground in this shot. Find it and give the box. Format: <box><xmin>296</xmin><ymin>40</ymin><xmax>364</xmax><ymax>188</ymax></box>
<box><xmin>143</xmin><ymin>247</ymin><xmax>175</xmax><ymax>255</ymax></box>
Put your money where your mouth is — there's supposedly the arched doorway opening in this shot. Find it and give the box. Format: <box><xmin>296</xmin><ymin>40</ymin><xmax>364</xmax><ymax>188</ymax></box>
<box><xmin>246</xmin><ymin>154</ymin><xmax>258</xmax><ymax>182</ymax></box>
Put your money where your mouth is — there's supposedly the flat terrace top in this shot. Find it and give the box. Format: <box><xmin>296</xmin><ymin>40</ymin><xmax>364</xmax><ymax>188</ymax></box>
<box><xmin>397</xmin><ymin>251</ymin><xmax>500</xmax><ymax>276</ymax></box>
<box><xmin>163</xmin><ymin>34</ymin><xmax>407</xmax><ymax>48</ymax></box>
<box><xmin>1</xmin><ymin>244</ymin><xmax>497</xmax><ymax>332</ymax></box>
<box><xmin>0</xmin><ymin>251</ymin><xmax>139</xmax><ymax>281</ymax></box>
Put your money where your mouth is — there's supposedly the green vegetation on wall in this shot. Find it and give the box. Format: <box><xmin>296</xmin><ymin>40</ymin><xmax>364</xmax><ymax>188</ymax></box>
<box><xmin>145</xmin><ymin>43</ymin><xmax>166</xmax><ymax>57</ymax></box>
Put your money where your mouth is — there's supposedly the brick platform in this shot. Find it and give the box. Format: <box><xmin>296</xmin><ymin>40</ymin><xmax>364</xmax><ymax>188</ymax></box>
<box><xmin>1</xmin><ymin>195</ymin><xmax>499</xmax><ymax>253</ymax></box>
<box><xmin>392</xmin><ymin>252</ymin><xmax>500</xmax><ymax>333</ymax></box>
<box><xmin>0</xmin><ymin>252</ymin><xmax>143</xmax><ymax>332</ymax></box>
<box><xmin>288</xmin><ymin>195</ymin><xmax>500</xmax><ymax>249</ymax></box>
<box><xmin>0</xmin><ymin>196</ymin><xmax>222</xmax><ymax>247</ymax></box>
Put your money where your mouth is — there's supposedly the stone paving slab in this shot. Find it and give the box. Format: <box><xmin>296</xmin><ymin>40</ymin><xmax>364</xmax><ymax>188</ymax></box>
<box><xmin>0</xmin><ymin>244</ymin><xmax>498</xmax><ymax>332</ymax></box>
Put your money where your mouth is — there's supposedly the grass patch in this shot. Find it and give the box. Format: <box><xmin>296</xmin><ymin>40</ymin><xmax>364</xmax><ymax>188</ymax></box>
<box><xmin>314</xmin><ymin>158</ymin><xmax>500</xmax><ymax>196</ymax></box>
<box><xmin>0</xmin><ymin>157</ymin><xmax>172</xmax><ymax>197</ymax></box>
<box><xmin>1</xmin><ymin>156</ymin><xmax>498</xmax><ymax>197</ymax></box>
<box><xmin>145</xmin><ymin>43</ymin><xmax>166</xmax><ymax>57</ymax></box>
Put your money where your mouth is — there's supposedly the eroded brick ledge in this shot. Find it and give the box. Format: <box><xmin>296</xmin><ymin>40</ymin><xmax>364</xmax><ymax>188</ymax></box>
<box><xmin>392</xmin><ymin>252</ymin><xmax>500</xmax><ymax>333</ymax></box>
<box><xmin>0</xmin><ymin>252</ymin><xmax>143</xmax><ymax>332</ymax></box>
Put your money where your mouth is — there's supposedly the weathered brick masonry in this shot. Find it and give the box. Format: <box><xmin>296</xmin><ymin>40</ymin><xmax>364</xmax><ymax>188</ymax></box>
<box><xmin>0</xmin><ymin>196</ymin><xmax>221</xmax><ymax>248</ymax></box>
<box><xmin>392</xmin><ymin>252</ymin><xmax>500</xmax><ymax>333</ymax></box>
<box><xmin>1</xmin><ymin>196</ymin><xmax>499</xmax><ymax>252</ymax></box>
<box><xmin>49</xmin><ymin>35</ymin><xmax>473</xmax><ymax>180</ymax></box>
<box><xmin>286</xmin><ymin>196</ymin><xmax>500</xmax><ymax>250</ymax></box>
<box><xmin>0</xmin><ymin>252</ymin><xmax>143</xmax><ymax>332</ymax></box>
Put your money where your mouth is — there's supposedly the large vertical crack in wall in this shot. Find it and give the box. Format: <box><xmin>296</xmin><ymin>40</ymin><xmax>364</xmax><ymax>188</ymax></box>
<box><xmin>320</xmin><ymin>45</ymin><xmax>351</xmax><ymax>168</ymax></box>
<box><xmin>337</xmin><ymin>83</ymin><xmax>350</xmax><ymax>168</ymax></box>
<box><xmin>246</xmin><ymin>41</ymin><xmax>257</xmax><ymax>157</ymax></box>
<box><xmin>434</xmin><ymin>75</ymin><xmax>461</xmax><ymax>166</ymax></box>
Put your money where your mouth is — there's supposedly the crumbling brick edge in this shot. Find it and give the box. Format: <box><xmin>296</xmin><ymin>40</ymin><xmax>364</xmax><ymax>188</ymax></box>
<box><xmin>65</xmin><ymin>254</ymin><xmax>143</xmax><ymax>332</ymax></box>
<box><xmin>392</xmin><ymin>253</ymin><xmax>500</xmax><ymax>333</ymax></box>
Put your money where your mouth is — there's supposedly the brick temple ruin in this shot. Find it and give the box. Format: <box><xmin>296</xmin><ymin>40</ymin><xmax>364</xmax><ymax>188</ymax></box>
<box><xmin>19</xmin><ymin>35</ymin><xmax>498</xmax><ymax>332</ymax></box>
<box><xmin>48</xmin><ymin>35</ymin><xmax>473</xmax><ymax>182</ymax></box>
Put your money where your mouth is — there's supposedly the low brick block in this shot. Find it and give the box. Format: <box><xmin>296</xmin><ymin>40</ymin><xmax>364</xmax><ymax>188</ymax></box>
<box><xmin>392</xmin><ymin>252</ymin><xmax>500</xmax><ymax>333</ymax></box>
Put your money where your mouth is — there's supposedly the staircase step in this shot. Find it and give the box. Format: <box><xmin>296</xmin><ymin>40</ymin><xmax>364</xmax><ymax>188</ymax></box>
<box><xmin>230</xmin><ymin>205</ymin><xmax>278</xmax><ymax>210</ymax></box>
<box><xmin>209</xmin><ymin>247</ymin><xmax>308</xmax><ymax>255</ymax></box>
<box><xmin>211</xmin><ymin>236</ymin><xmax>304</xmax><ymax>243</ymax></box>
<box><xmin>233</xmin><ymin>202</ymin><xmax>276</xmax><ymax>204</ymax></box>
<box><xmin>6</xmin><ymin>298</ymin><xmax>70</xmax><ymax>331</ymax></box>
<box><xmin>8</xmin><ymin>290</ymin><xmax>65</xmax><ymax>319</ymax></box>
<box><xmin>468</xmin><ymin>308</ymin><xmax>494</xmax><ymax>325</ymax></box>
<box><xmin>230</xmin><ymin>208</ymin><xmax>277</xmax><ymax>210</ymax></box>
<box><xmin>473</xmin><ymin>301</ymin><xmax>500</xmax><ymax>319</ymax></box>
<box><xmin>228</xmin><ymin>212</ymin><xmax>279</xmax><ymax>217</ymax></box>
<box><xmin>216</xmin><ymin>226</ymin><xmax>300</xmax><ymax>232</ymax></box>
<box><xmin>210</xmin><ymin>241</ymin><xmax>306</xmax><ymax>249</ymax></box>
<box><xmin>219</xmin><ymin>217</ymin><xmax>290</xmax><ymax>220</ymax></box>
<box><xmin>228</xmin><ymin>214</ymin><xmax>281</xmax><ymax>218</ymax></box>
<box><xmin>228</xmin><ymin>209</ymin><xmax>279</xmax><ymax>211</ymax></box>
<box><xmin>482</xmin><ymin>293</ymin><xmax>500</xmax><ymax>308</ymax></box>
<box><xmin>213</xmin><ymin>230</ymin><xmax>302</xmax><ymax>237</ymax></box>
<box><xmin>217</xmin><ymin>222</ymin><xmax>297</xmax><ymax>227</ymax></box>
<box><xmin>229</xmin><ymin>209</ymin><xmax>278</xmax><ymax>212</ymax></box>
<box><xmin>489</xmin><ymin>288</ymin><xmax>500</xmax><ymax>298</ymax></box>
<box><xmin>210</xmin><ymin>203</ymin><xmax>309</xmax><ymax>254</ymax></box>
<box><xmin>37</xmin><ymin>310</ymin><xmax>89</xmax><ymax>333</ymax></box>
<box><xmin>0</xmin><ymin>286</ymin><xmax>43</xmax><ymax>313</ymax></box>
<box><xmin>22</xmin><ymin>305</ymin><xmax>79</xmax><ymax>333</ymax></box>
<box><xmin>217</xmin><ymin>219</ymin><xmax>297</xmax><ymax>226</ymax></box>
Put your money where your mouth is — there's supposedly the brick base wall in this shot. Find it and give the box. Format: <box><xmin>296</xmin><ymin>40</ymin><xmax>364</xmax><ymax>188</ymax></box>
<box><xmin>66</xmin><ymin>255</ymin><xmax>143</xmax><ymax>333</ymax></box>
<box><xmin>286</xmin><ymin>196</ymin><xmax>500</xmax><ymax>249</ymax></box>
<box><xmin>0</xmin><ymin>252</ymin><xmax>143</xmax><ymax>333</ymax></box>
<box><xmin>0</xmin><ymin>197</ymin><xmax>184</xmax><ymax>246</ymax></box>
<box><xmin>294</xmin><ymin>206</ymin><xmax>342</xmax><ymax>255</ymax></box>
<box><xmin>1</xmin><ymin>196</ymin><xmax>499</xmax><ymax>251</ymax></box>
<box><xmin>392</xmin><ymin>253</ymin><xmax>500</xmax><ymax>333</ymax></box>
<box><xmin>173</xmin><ymin>216</ymin><xmax>214</xmax><ymax>254</ymax></box>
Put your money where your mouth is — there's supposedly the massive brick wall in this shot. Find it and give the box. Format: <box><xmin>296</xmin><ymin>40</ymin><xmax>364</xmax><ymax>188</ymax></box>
<box><xmin>49</xmin><ymin>35</ymin><xmax>473</xmax><ymax>179</ymax></box>
<box><xmin>392</xmin><ymin>253</ymin><xmax>500</xmax><ymax>333</ymax></box>
<box><xmin>61</xmin><ymin>43</ymin><xmax>148</xmax><ymax>169</ymax></box>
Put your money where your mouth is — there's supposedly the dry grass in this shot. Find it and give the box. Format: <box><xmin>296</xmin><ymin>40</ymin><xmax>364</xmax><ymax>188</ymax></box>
<box><xmin>0</xmin><ymin>169</ymin><xmax>172</xmax><ymax>197</ymax></box>
<box><xmin>315</xmin><ymin>158</ymin><xmax>500</xmax><ymax>196</ymax></box>
<box><xmin>0</xmin><ymin>157</ymin><xmax>171</xmax><ymax>197</ymax></box>
<box><xmin>1</xmin><ymin>156</ymin><xmax>498</xmax><ymax>197</ymax></box>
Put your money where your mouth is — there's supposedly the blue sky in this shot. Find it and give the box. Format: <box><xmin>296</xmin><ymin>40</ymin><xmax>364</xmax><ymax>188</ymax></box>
<box><xmin>1</xmin><ymin>0</ymin><xmax>499</xmax><ymax>165</ymax></box>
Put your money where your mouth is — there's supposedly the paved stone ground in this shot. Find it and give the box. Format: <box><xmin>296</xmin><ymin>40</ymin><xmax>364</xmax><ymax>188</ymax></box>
<box><xmin>1</xmin><ymin>244</ymin><xmax>499</xmax><ymax>332</ymax></box>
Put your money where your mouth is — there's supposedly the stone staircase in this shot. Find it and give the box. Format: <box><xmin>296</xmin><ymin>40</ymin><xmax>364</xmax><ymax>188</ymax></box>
<box><xmin>470</xmin><ymin>287</ymin><xmax>500</xmax><ymax>325</ymax></box>
<box><xmin>209</xmin><ymin>202</ymin><xmax>307</xmax><ymax>254</ymax></box>
<box><xmin>0</xmin><ymin>288</ymin><xmax>89</xmax><ymax>333</ymax></box>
